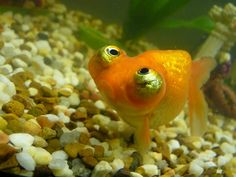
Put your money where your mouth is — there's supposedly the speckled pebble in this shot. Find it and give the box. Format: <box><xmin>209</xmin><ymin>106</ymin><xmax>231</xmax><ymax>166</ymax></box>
<box><xmin>2</xmin><ymin>100</ymin><xmax>25</xmax><ymax>116</ymax></box>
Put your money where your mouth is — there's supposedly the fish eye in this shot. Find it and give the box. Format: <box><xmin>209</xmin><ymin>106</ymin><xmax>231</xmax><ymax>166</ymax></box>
<box><xmin>106</xmin><ymin>46</ymin><xmax>120</xmax><ymax>56</ymax></box>
<box><xmin>138</xmin><ymin>67</ymin><xmax>149</xmax><ymax>75</ymax></box>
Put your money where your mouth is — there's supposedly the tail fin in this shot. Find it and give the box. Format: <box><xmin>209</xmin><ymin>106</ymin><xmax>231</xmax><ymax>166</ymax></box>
<box><xmin>189</xmin><ymin>58</ymin><xmax>216</xmax><ymax>136</ymax></box>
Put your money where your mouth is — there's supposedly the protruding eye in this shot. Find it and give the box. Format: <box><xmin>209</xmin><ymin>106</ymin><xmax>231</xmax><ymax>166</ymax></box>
<box><xmin>106</xmin><ymin>47</ymin><xmax>120</xmax><ymax>56</ymax></box>
<box><xmin>99</xmin><ymin>45</ymin><xmax>121</xmax><ymax>65</ymax></box>
<box><xmin>138</xmin><ymin>67</ymin><xmax>149</xmax><ymax>75</ymax></box>
<box><xmin>134</xmin><ymin>68</ymin><xmax>163</xmax><ymax>96</ymax></box>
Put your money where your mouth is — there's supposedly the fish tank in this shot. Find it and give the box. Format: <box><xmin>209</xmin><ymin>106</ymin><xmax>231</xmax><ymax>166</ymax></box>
<box><xmin>0</xmin><ymin>0</ymin><xmax>236</xmax><ymax>177</ymax></box>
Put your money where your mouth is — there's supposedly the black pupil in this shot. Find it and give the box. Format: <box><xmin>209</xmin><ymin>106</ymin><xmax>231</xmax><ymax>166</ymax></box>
<box><xmin>109</xmin><ymin>48</ymin><xmax>119</xmax><ymax>55</ymax></box>
<box><xmin>139</xmin><ymin>68</ymin><xmax>149</xmax><ymax>74</ymax></box>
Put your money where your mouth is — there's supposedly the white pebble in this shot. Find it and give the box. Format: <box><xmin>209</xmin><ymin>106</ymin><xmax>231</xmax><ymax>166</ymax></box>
<box><xmin>48</xmin><ymin>159</ymin><xmax>67</xmax><ymax>170</ymax></box>
<box><xmin>28</xmin><ymin>87</ymin><xmax>38</xmax><ymax>96</ymax></box>
<box><xmin>1</xmin><ymin>43</ymin><xmax>18</xmax><ymax>57</ymax></box>
<box><xmin>130</xmin><ymin>172</ymin><xmax>143</xmax><ymax>177</ymax></box>
<box><xmin>167</xmin><ymin>139</ymin><xmax>180</xmax><ymax>152</ymax></box>
<box><xmin>110</xmin><ymin>158</ymin><xmax>124</xmax><ymax>173</ymax></box>
<box><xmin>204</xmin><ymin>161</ymin><xmax>216</xmax><ymax>168</ymax></box>
<box><xmin>28</xmin><ymin>146</ymin><xmax>52</xmax><ymax>165</ymax></box>
<box><xmin>189</xmin><ymin>162</ymin><xmax>204</xmax><ymax>176</ymax></box>
<box><xmin>53</xmin><ymin>69</ymin><xmax>65</xmax><ymax>86</ymax></box>
<box><xmin>22</xmin><ymin>24</ymin><xmax>30</xmax><ymax>32</ymax></box>
<box><xmin>9</xmin><ymin>133</ymin><xmax>34</xmax><ymax>148</ymax></box>
<box><xmin>0</xmin><ymin>64</ymin><xmax>13</xmax><ymax>74</ymax></box>
<box><xmin>52</xmin><ymin>150</ymin><xmax>68</xmax><ymax>160</ymax></box>
<box><xmin>68</xmin><ymin>92</ymin><xmax>80</xmax><ymax>106</ymax></box>
<box><xmin>91</xmin><ymin>161</ymin><xmax>113</xmax><ymax>177</ymax></box>
<box><xmin>89</xmin><ymin>137</ymin><xmax>101</xmax><ymax>145</ymax></box>
<box><xmin>217</xmin><ymin>154</ymin><xmax>233</xmax><ymax>166</ymax></box>
<box><xmin>1</xmin><ymin>29</ymin><xmax>17</xmax><ymax>41</ymax></box>
<box><xmin>94</xmin><ymin>100</ymin><xmax>106</xmax><ymax>109</ymax></box>
<box><xmin>0</xmin><ymin>55</ymin><xmax>6</xmax><ymax>65</ymax></box>
<box><xmin>45</xmin><ymin>114</ymin><xmax>60</xmax><ymax>122</ymax></box>
<box><xmin>198</xmin><ymin>150</ymin><xmax>216</xmax><ymax>161</ymax></box>
<box><xmin>220</xmin><ymin>142</ymin><xmax>236</xmax><ymax>154</ymax></box>
<box><xmin>137</xmin><ymin>164</ymin><xmax>159</xmax><ymax>177</ymax></box>
<box><xmin>35</xmin><ymin>40</ymin><xmax>51</xmax><ymax>53</ymax></box>
<box><xmin>16</xmin><ymin>152</ymin><xmax>36</xmax><ymax>171</ymax></box>
<box><xmin>58</xmin><ymin>111</ymin><xmax>70</xmax><ymax>123</ymax></box>
<box><xmin>12</xmin><ymin>58</ymin><xmax>28</xmax><ymax>68</ymax></box>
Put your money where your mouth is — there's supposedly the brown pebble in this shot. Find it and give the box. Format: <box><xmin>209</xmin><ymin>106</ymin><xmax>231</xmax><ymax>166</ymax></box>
<box><xmin>79</xmin><ymin>132</ymin><xmax>90</xmax><ymax>144</ymax></box>
<box><xmin>35</xmin><ymin>97</ymin><xmax>59</xmax><ymax>104</ymax></box>
<box><xmin>2</xmin><ymin>100</ymin><xmax>25</xmax><ymax>117</ymax></box>
<box><xmin>41</xmin><ymin>86</ymin><xmax>58</xmax><ymax>97</ymax></box>
<box><xmin>175</xmin><ymin>165</ymin><xmax>189</xmax><ymax>175</ymax></box>
<box><xmin>203</xmin><ymin>167</ymin><xmax>218</xmax><ymax>175</ymax></box>
<box><xmin>0</xmin><ymin>144</ymin><xmax>17</xmax><ymax>160</ymax></box>
<box><xmin>79</xmin><ymin>100</ymin><xmax>99</xmax><ymax>116</ymax></box>
<box><xmin>7</xmin><ymin>119</ymin><xmax>24</xmax><ymax>133</ymax></box>
<box><xmin>82</xmin><ymin>156</ymin><xmax>98</xmax><ymax>168</ymax></box>
<box><xmin>23</xmin><ymin>119</ymin><xmax>42</xmax><ymax>135</ymax></box>
<box><xmin>40</xmin><ymin>127</ymin><xmax>57</xmax><ymax>140</ymax></box>
<box><xmin>12</xmin><ymin>94</ymin><xmax>35</xmax><ymax>109</ymax></box>
<box><xmin>78</xmin><ymin>147</ymin><xmax>93</xmax><ymax>157</ymax></box>
<box><xmin>1</xmin><ymin>113</ymin><xmax>19</xmax><ymax>120</ymax></box>
<box><xmin>70</xmin><ymin>110</ymin><xmax>87</xmax><ymax>121</ymax></box>
<box><xmin>36</xmin><ymin>116</ymin><xmax>55</xmax><ymax>128</ymax></box>
<box><xmin>28</xmin><ymin>104</ymin><xmax>48</xmax><ymax>116</ymax></box>
<box><xmin>94</xmin><ymin>145</ymin><xmax>104</xmax><ymax>158</ymax></box>
<box><xmin>0</xmin><ymin>155</ymin><xmax>18</xmax><ymax>170</ymax></box>
<box><xmin>212</xmin><ymin>146</ymin><xmax>225</xmax><ymax>155</ymax></box>
<box><xmin>10</xmin><ymin>71</ymin><xmax>33</xmax><ymax>88</ymax></box>
<box><xmin>101</xmin><ymin>108</ymin><xmax>120</xmax><ymax>121</ymax></box>
<box><xmin>34</xmin><ymin>165</ymin><xmax>54</xmax><ymax>177</ymax></box>
<box><xmin>22</xmin><ymin>113</ymin><xmax>35</xmax><ymax>120</ymax></box>
<box><xmin>113</xmin><ymin>168</ymin><xmax>131</xmax><ymax>177</ymax></box>
<box><xmin>90</xmin><ymin>131</ymin><xmax>105</xmax><ymax>141</ymax></box>
<box><xmin>172</xmin><ymin>148</ymin><xmax>184</xmax><ymax>157</ymax></box>
<box><xmin>46</xmin><ymin>139</ymin><xmax>61</xmax><ymax>153</ymax></box>
<box><xmin>0</xmin><ymin>132</ymin><xmax>9</xmax><ymax>144</ymax></box>
<box><xmin>64</xmin><ymin>143</ymin><xmax>84</xmax><ymax>158</ymax></box>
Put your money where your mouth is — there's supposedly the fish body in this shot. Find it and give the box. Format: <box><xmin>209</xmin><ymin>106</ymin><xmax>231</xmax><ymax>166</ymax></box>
<box><xmin>88</xmin><ymin>45</ymin><xmax>215</xmax><ymax>151</ymax></box>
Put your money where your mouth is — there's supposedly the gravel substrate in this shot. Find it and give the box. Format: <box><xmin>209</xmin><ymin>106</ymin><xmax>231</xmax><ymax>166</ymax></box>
<box><xmin>0</xmin><ymin>1</ymin><xmax>236</xmax><ymax>177</ymax></box>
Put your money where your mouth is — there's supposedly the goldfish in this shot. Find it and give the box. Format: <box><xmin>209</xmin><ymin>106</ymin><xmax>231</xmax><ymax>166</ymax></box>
<box><xmin>88</xmin><ymin>45</ymin><xmax>216</xmax><ymax>152</ymax></box>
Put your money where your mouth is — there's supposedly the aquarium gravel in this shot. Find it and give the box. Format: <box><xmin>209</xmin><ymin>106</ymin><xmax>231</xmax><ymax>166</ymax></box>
<box><xmin>0</xmin><ymin>1</ymin><xmax>236</xmax><ymax>177</ymax></box>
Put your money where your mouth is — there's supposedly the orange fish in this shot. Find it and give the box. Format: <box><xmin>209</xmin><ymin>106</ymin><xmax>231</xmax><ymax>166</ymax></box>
<box><xmin>88</xmin><ymin>45</ymin><xmax>216</xmax><ymax>152</ymax></box>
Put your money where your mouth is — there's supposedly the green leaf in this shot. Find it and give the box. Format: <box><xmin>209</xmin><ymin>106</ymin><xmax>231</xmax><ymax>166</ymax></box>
<box><xmin>160</xmin><ymin>16</ymin><xmax>215</xmax><ymax>32</ymax></box>
<box><xmin>76</xmin><ymin>25</ymin><xmax>122</xmax><ymax>50</ymax></box>
<box><xmin>123</xmin><ymin>0</ymin><xmax>191</xmax><ymax>40</ymax></box>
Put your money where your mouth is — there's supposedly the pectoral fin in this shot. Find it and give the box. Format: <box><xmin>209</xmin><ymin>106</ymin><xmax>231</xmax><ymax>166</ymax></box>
<box><xmin>134</xmin><ymin>116</ymin><xmax>150</xmax><ymax>153</ymax></box>
<box><xmin>189</xmin><ymin>58</ymin><xmax>216</xmax><ymax>136</ymax></box>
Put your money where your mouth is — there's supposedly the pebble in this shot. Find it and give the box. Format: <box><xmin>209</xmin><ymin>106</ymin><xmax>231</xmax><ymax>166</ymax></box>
<box><xmin>167</xmin><ymin>139</ymin><xmax>180</xmax><ymax>152</ymax></box>
<box><xmin>0</xmin><ymin>131</ymin><xmax>9</xmax><ymax>144</ymax></box>
<box><xmin>28</xmin><ymin>87</ymin><xmax>38</xmax><ymax>96</ymax></box>
<box><xmin>0</xmin><ymin>143</ymin><xmax>17</xmax><ymax>159</ymax></box>
<box><xmin>12</xmin><ymin>58</ymin><xmax>28</xmax><ymax>68</ymax></box>
<box><xmin>217</xmin><ymin>154</ymin><xmax>233</xmax><ymax>166</ymax></box>
<box><xmin>0</xmin><ymin>116</ymin><xmax>7</xmax><ymax>130</ymax></box>
<box><xmin>9</xmin><ymin>133</ymin><xmax>34</xmax><ymax>148</ymax></box>
<box><xmin>130</xmin><ymin>172</ymin><xmax>143</xmax><ymax>177</ymax></box>
<box><xmin>28</xmin><ymin>146</ymin><xmax>52</xmax><ymax>165</ymax></box>
<box><xmin>16</xmin><ymin>151</ymin><xmax>36</xmax><ymax>171</ymax></box>
<box><xmin>48</xmin><ymin>159</ymin><xmax>67</xmax><ymax>170</ymax></box>
<box><xmin>110</xmin><ymin>158</ymin><xmax>125</xmax><ymax>173</ymax></box>
<box><xmin>198</xmin><ymin>150</ymin><xmax>216</xmax><ymax>161</ymax></box>
<box><xmin>52</xmin><ymin>150</ymin><xmax>68</xmax><ymax>160</ymax></box>
<box><xmin>0</xmin><ymin>64</ymin><xmax>13</xmax><ymax>74</ymax></box>
<box><xmin>113</xmin><ymin>168</ymin><xmax>131</xmax><ymax>177</ymax></box>
<box><xmin>71</xmin><ymin>158</ymin><xmax>91</xmax><ymax>177</ymax></box>
<box><xmin>91</xmin><ymin>161</ymin><xmax>112</xmax><ymax>177</ymax></box>
<box><xmin>2</xmin><ymin>100</ymin><xmax>25</xmax><ymax>116</ymax></box>
<box><xmin>60</xmin><ymin>129</ymin><xmax>81</xmax><ymax>146</ymax></box>
<box><xmin>136</xmin><ymin>164</ymin><xmax>159</xmax><ymax>177</ymax></box>
<box><xmin>44</xmin><ymin>114</ymin><xmax>60</xmax><ymax>122</ymax></box>
<box><xmin>68</xmin><ymin>92</ymin><xmax>80</xmax><ymax>106</ymax></box>
<box><xmin>0</xmin><ymin>55</ymin><xmax>6</xmax><ymax>65</ymax></box>
<box><xmin>189</xmin><ymin>161</ymin><xmax>204</xmax><ymax>176</ymax></box>
<box><xmin>220</xmin><ymin>142</ymin><xmax>236</xmax><ymax>154</ymax></box>
<box><xmin>0</xmin><ymin>154</ymin><xmax>19</xmax><ymax>170</ymax></box>
<box><xmin>33</xmin><ymin>136</ymin><xmax>48</xmax><ymax>147</ymax></box>
<box><xmin>94</xmin><ymin>100</ymin><xmax>106</xmax><ymax>110</ymax></box>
